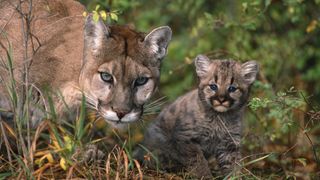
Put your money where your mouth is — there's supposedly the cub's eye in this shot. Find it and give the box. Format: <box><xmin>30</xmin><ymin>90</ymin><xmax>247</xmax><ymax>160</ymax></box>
<box><xmin>228</xmin><ymin>85</ymin><xmax>237</xmax><ymax>93</ymax></box>
<box><xmin>209</xmin><ymin>84</ymin><xmax>218</xmax><ymax>91</ymax></box>
<box><xmin>134</xmin><ymin>77</ymin><xmax>149</xmax><ymax>86</ymax></box>
<box><xmin>100</xmin><ymin>72</ymin><xmax>113</xmax><ymax>83</ymax></box>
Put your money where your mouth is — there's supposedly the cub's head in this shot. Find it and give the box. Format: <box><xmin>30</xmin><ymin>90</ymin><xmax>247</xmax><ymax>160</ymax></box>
<box><xmin>79</xmin><ymin>15</ymin><xmax>172</xmax><ymax>127</ymax></box>
<box><xmin>195</xmin><ymin>55</ymin><xmax>258</xmax><ymax>113</ymax></box>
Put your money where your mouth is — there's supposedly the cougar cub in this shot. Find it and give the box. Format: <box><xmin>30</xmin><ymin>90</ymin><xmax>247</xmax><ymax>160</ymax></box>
<box><xmin>136</xmin><ymin>55</ymin><xmax>258</xmax><ymax>178</ymax></box>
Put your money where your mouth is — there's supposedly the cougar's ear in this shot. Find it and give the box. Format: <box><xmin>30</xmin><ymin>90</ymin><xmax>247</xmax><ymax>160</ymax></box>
<box><xmin>144</xmin><ymin>26</ymin><xmax>172</xmax><ymax>60</ymax></box>
<box><xmin>194</xmin><ymin>54</ymin><xmax>211</xmax><ymax>78</ymax></box>
<box><xmin>84</xmin><ymin>14</ymin><xmax>110</xmax><ymax>54</ymax></box>
<box><xmin>241</xmin><ymin>61</ymin><xmax>259</xmax><ymax>84</ymax></box>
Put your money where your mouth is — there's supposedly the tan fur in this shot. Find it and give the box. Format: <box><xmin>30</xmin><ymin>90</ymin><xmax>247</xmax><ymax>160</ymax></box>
<box><xmin>0</xmin><ymin>0</ymin><xmax>172</xmax><ymax>128</ymax></box>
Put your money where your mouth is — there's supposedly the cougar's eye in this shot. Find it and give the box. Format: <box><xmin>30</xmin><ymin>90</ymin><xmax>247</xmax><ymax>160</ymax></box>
<box><xmin>228</xmin><ymin>85</ymin><xmax>237</xmax><ymax>93</ymax></box>
<box><xmin>134</xmin><ymin>77</ymin><xmax>149</xmax><ymax>86</ymax></box>
<box><xmin>209</xmin><ymin>84</ymin><xmax>218</xmax><ymax>91</ymax></box>
<box><xmin>100</xmin><ymin>72</ymin><xmax>113</xmax><ymax>83</ymax></box>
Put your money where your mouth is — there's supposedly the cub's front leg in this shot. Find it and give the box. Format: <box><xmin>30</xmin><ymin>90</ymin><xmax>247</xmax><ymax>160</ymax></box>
<box><xmin>173</xmin><ymin>139</ymin><xmax>212</xmax><ymax>179</ymax></box>
<box><xmin>215</xmin><ymin>135</ymin><xmax>241</xmax><ymax>175</ymax></box>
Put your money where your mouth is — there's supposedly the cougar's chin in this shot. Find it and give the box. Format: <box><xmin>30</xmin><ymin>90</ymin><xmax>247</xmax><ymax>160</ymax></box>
<box><xmin>101</xmin><ymin>110</ymin><xmax>141</xmax><ymax>126</ymax></box>
<box><xmin>120</xmin><ymin>111</ymin><xmax>141</xmax><ymax>123</ymax></box>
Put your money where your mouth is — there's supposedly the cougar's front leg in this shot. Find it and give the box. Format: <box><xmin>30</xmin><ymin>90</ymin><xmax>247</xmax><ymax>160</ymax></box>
<box><xmin>55</xmin><ymin>83</ymin><xmax>83</xmax><ymax>118</ymax></box>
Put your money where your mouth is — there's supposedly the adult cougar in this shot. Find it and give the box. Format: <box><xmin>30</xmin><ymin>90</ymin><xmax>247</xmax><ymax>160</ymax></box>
<box><xmin>0</xmin><ymin>0</ymin><xmax>172</xmax><ymax>128</ymax></box>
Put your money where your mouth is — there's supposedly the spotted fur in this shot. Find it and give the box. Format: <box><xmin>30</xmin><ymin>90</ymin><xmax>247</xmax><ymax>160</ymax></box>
<box><xmin>136</xmin><ymin>55</ymin><xmax>258</xmax><ymax>178</ymax></box>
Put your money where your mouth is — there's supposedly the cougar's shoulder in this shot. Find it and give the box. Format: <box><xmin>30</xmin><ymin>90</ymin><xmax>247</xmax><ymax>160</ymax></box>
<box><xmin>0</xmin><ymin>0</ymin><xmax>85</xmax><ymax>89</ymax></box>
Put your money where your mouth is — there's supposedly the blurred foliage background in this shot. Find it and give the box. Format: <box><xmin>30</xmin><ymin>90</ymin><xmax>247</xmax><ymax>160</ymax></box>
<box><xmin>80</xmin><ymin>0</ymin><xmax>320</xmax><ymax>177</ymax></box>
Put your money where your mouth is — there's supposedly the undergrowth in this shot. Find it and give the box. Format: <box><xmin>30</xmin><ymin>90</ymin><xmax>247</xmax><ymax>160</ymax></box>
<box><xmin>1</xmin><ymin>1</ymin><xmax>320</xmax><ymax>179</ymax></box>
<box><xmin>1</xmin><ymin>46</ymin><xmax>319</xmax><ymax>179</ymax></box>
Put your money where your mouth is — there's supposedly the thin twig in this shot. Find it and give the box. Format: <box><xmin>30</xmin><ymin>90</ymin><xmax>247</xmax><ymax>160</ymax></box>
<box><xmin>217</xmin><ymin>115</ymin><xmax>238</xmax><ymax>146</ymax></box>
<box><xmin>302</xmin><ymin>127</ymin><xmax>320</xmax><ymax>166</ymax></box>
<box><xmin>235</xmin><ymin>162</ymin><xmax>261</xmax><ymax>180</ymax></box>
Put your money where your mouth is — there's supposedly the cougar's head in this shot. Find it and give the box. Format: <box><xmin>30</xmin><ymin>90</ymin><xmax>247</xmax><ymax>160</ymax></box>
<box><xmin>79</xmin><ymin>15</ymin><xmax>172</xmax><ymax>127</ymax></box>
<box><xmin>195</xmin><ymin>55</ymin><xmax>258</xmax><ymax>113</ymax></box>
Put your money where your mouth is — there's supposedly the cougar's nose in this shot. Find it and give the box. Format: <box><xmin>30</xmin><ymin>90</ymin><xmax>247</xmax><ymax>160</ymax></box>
<box><xmin>114</xmin><ymin>110</ymin><xmax>129</xmax><ymax>119</ymax></box>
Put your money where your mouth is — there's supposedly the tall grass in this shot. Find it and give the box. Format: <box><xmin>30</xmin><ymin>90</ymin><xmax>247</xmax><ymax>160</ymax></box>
<box><xmin>0</xmin><ymin>9</ymin><xmax>147</xmax><ymax>178</ymax></box>
<box><xmin>0</xmin><ymin>43</ymin><xmax>147</xmax><ymax>178</ymax></box>
<box><xmin>0</xmin><ymin>40</ymin><xmax>33</xmax><ymax>178</ymax></box>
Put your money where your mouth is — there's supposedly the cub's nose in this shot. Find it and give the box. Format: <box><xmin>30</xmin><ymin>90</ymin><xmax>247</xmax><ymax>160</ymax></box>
<box><xmin>218</xmin><ymin>97</ymin><xmax>226</xmax><ymax>103</ymax></box>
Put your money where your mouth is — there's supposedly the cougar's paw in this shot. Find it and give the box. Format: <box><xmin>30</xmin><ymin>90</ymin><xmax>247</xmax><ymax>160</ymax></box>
<box><xmin>76</xmin><ymin>144</ymin><xmax>105</xmax><ymax>164</ymax></box>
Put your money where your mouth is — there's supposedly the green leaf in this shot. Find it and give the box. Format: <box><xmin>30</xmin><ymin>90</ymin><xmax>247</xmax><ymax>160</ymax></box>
<box><xmin>277</xmin><ymin>91</ymin><xmax>286</xmax><ymax>97</ymax></box>
<box><xmin>99</xmin><ymin>10</ymin><xmax>107</xmax><ymax>21</ymax></box>
<box><xmin>63</xmin><ymin>135</ymin><xmax>74</xmax><ymax>152</ymax></box>
<box><xmin>110</xmin><ymin>12</ymin><xmax>118</xmax><ymax>22</ymax></box>
<box><xmin>249</xmin><ymin>97</ymin><xmax>271</xmax><ymax>110</ymax></box>
<box><xmin>95</xmin><ymin>4</ymin><xmax>100</xmax><ymax>11</ymax></box>
<box><xmin>93</xmin><ymin>12</ymin><xmax>99</xmax><ymax>22</ymax></box>
<box><xmin>265</xmin><ymin>0</ymin><xmax>272</xmax><ymax>8</ymax></box>
<box><xmin>242</xmin><ymin>2</ymin><xmax>248</xmax><ymax>13</ymax></box>
<box><xmin>204</xmin><ymin>12</ymin><xmax>213</xmax><ymax>20</ymax></box>
<box><xmin>242</xmin><ymin>21</ymin><xmax>257</xmax><ymax>30</ymax></box>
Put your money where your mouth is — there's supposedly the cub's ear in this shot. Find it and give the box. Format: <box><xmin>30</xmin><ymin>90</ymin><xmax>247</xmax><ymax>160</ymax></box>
<box><xmin>241</xmin><ymin>61</ymin><xmax>259</xmax><ymax>84</ymax></box>
<box><xmin>84</xmin><ymin>14</ymin><xmax>110</xmax><ymax>54</ymax></box>
<box><xmin>194</xmin><ymin>54</ymin><xmax>211</xmax><ymax>77</ymax></box>
<box><xmin>144</xmin><ymin>26</ymin><xmax>172</xmax><ymax>60</ymax></box>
